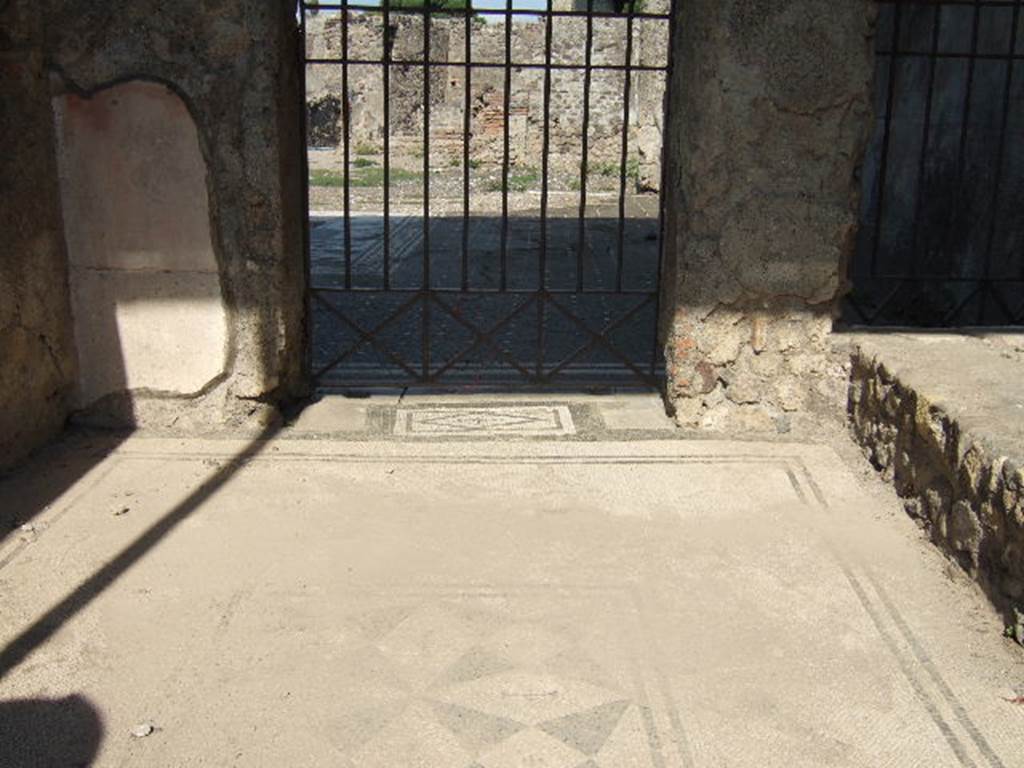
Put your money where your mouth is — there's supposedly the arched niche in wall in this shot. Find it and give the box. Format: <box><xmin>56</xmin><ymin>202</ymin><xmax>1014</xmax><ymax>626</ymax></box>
<box><xmin>52</xmin><ymin>80</ymin><xmax>228</xmax><ymax>415</ymax></box>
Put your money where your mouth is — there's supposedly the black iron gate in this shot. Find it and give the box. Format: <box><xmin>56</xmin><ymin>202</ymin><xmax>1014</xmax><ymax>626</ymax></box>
<box><xmin>299</xmin><ymin>0</ymin><xmax>675</xmax><ymax>388</ymax></box>
<box><xmin>846</xmin><ymin>0</ymin><xmax>1024</xmax><ymax>326</ymax></box>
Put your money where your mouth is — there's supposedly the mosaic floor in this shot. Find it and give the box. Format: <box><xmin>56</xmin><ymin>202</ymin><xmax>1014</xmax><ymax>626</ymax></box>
<box><xmin>287</xmin><ymin>393</ymin><xmax>676</xmax><ymax>440</ymax></box>
<box><xmin>392</xmin><ymin>404</ymin><xmax>577</xmax><ymax>436</ymax></box>
<box><xmin>1</xmin><ymin>415</ymin><xmax>1022</xmax><ymax>766</ymax></box>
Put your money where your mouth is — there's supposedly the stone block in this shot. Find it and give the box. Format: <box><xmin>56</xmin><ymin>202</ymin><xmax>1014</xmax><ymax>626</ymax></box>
<box><xmin>847</xmin><ymin>336</ymin><xmax>1024</xmax><ymax>628</ymax></box>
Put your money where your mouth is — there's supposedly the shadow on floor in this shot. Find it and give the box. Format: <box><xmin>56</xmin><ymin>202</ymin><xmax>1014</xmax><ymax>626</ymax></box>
<box><xmin>0</xmin><ymin>425</ymin><xmax>279</xmax><ymax>682</ymax></box>
<box><xmin>0</xmin><ymin>694</ymin><xmax>104</xmax><ymax>767</ymax></box>
<box><xmin>0</xmin><ymin>433</ymin><xmax>130</xmax><ymax>552</ymax></box>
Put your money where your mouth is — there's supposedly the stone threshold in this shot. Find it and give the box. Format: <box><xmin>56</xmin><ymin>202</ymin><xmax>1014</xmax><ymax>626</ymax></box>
<box><xmin>846</xmin><ymin>331</ymin><xmax>1024</xmax><ymax>641</ymax></box>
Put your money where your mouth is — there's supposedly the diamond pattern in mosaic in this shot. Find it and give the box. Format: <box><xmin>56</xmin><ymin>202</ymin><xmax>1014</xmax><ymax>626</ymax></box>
<box><xmin>375</xmin><ymin>603</ymin><xmax>487</xmax><ymax>690</ymax></box>
<box><xmin>436</xmin><ymin>670</ymin><xmax>625</xmax><ymax>726</ymax></box>
<box><xmin>327</xmin><ymin>596</ymin><xmax>659</xmax><ymax>766</ymax></box>
<box><xmin>347</xmin><ymin>700</ymin><xmax>473</xmax><ymax>768</ymax></box>
<box><xmin>477</xmin><ymin>728</ymin><xmax>585</xmax><ymax>768</ymax></box>
<box><xmin>538</xmin><ymin>699</ymin><xmax>631</xmax><ymax>756</ymax></box>
<box><xmin>428</xmin><ymin>700</ymin><xmax>526</xmax><ymax>757</ymax></box>
<box><xmin>595</xmin><ymin>704</ymin><xmax>658</xmax><ymax>768</ymax></box>
<box><xmin>393</xmin><ymin>405</ymin><xmax>576</xmax><ymax>436</ymax></box>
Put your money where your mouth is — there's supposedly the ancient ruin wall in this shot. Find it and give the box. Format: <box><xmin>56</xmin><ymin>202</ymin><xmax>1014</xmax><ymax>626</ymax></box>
<box><xmin>41</xmin><ymin>0</ymin><xmax>306</xmax><ymax>429</ymax></box>
<box><xmin>305</xmin><ymin>11</ymin><xmax>668</xmax><ymax>190</ymax></box>
<box><xmin>661</xmin><ymin>0</ymin><xmax>876</xmax><ymax>431</ymax></box>
<box><xmin>0</xmin><ymin>1</ymin><xmax>78</xmax><ymax>469</ymax></box>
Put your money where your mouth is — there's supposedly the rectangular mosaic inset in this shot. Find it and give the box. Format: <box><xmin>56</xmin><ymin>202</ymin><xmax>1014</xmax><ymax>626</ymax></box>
<box><xmin>393</xmin><ymin>405</ymin><xmax>576</xmax><ymax>437</ymax></box>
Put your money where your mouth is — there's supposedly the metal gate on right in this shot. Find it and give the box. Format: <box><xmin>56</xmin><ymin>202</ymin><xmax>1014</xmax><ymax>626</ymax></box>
<box><xmin>846</xmin><ymin>0</ymin><xmax>1024</xmax><ymax>327</ymax></box>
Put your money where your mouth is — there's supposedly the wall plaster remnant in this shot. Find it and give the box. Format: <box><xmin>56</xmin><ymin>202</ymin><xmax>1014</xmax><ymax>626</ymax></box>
<box><xmin>41</xmin><ymin>0</ymin><xmax>306</xmax><ymax>429</ymax></box>
<box><xmin>54</xmin><ymin>81</ymin><xmax>229</xmax><ymax>414</ymax></box>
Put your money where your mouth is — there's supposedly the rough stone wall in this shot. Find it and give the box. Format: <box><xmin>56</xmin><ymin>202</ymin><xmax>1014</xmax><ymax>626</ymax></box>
<box><xmin>661</xmin><ymin>0</ymin><xmax>875</xmax><ymax>432</ymax></box>
<box><xmin>0</xmin><ymin>1</ymin><xmax>78</xmax><ymax>469</ymax></box>
<box><xmin>305</xmin><ymin>10</ymin><xmax>668</xmax><ymax>189</ymax></box>
<box><xmin>849</xmin><ymin>346</ymin><xmax>1024</xmax><ymax>635</ymax></box>
<box><xmin>41</xmin><ymin>0</ymin><xmax>306</xmax><ymax>428</ymax></box>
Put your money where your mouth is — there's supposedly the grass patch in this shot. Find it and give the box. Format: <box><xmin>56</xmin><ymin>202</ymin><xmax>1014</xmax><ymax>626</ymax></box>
<box><xmin>579</xmin><ymin>157</ymin><xmax>643</xmax><ymax>189</ymax></box>
<box><xmin>309</xmin><ymin>167</ymin><xmax>423</xmax><ymax>188</ymax></box>
<box><xmin>353</xmin><ymin>157</ymin><xmax>376</xmax><ymax>168</ymax></box>
<box><xmin>591</xmin><ymin>161</ymin><xmax>620</xmax><ymax>178</ymax></box>
<box><xmin>354</xmin><ymin>143</ymin><xmax>377</xmax><ymax>156</ymax></box>
<box><xmin>352</xmin><ymin>167</ymin><xmax>422</xmax><ymax>187</ymax></box>
<box><xmin>485</xmin><ymin>167</ymin><xmax>539</xmax><ymax>193</ymax></box>
<box><xmin>449</xmin><ymin>157</ymin><xmax>485</xmax><ymax>170</ymax></box>
<box><xmin>626</xmin><ymin>156</ymin><xmax>641</xmax><ymax>185</ymax></box>
<box><xmin>309</xmin><ymin>168</ymin><xmax>345</xmax><ymax>187</ymax></box>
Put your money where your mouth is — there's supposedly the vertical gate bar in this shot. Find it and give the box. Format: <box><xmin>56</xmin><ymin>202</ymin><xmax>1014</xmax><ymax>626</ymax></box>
<box><xmin>462</xmin><ymin>3</ymin><xmax>472</xmax><ymax>292</ymax></box>
<box><xmin>536</xmin><ymin>292</ymin><xmax>545</xmax><ymax>382</ymax></box>
<box><xmin>576</xmin><ymin>0</ymin><xmax>594</xmax><ymax>293</ymax></box>
<box><xmin>538</xmin><ymin>0</ymin><xmax>554</xmax><ymax>379</ymax></box>
<box><xmin>422</xmin><ymin>1</ymin><xmax>432</xmax><ymax>379</ymax></box>
<box><xmin>651</xmin><ymin>0</ymin><xmax>677</xmax><ymax>376</ymax></box>
<box><xmin>500</xmin><ymin>0</ymin><xmax>513</xmax><ymax>292</ymax></box>
<box><xmin>616</xmin><ymin>3</ymin><xmax>635</xmax><ymax>293</ymax></box>
<box><xmin>945</xmin><ymin>0</ymin><xmax>981</xmax><ymax>280</ymax></box>
<box><xmin>907</xmin><ymin>3</ymin><xmax>941</xmax><ymax>280</ymax></box>
<box><xmin>342</xmin><ymin>0</ymin><xmax>353</xmax><ymax>290</ymax></box>
<box><xmin>978</xmin><ymin>0</ymin><xmax>1021</xmax><ymax>321</ymax></box>
<box><xmin>868</xmin><ymin>1</ymin><xmax>902</xmax><ymax>278</ymax></box>
<box><xmin>540</xmin><ymin>2</ymin><xmax>553</xmax><ymax>285</ymax></box>
<box><xmin>383</xmin><ymin>0</ymin><xmax>391</xmax><ymax>289</ymax></box>
<box><xmin>299</xmin><ymin>1</ymin><xmax>313</xmax><ymax>384</ymax></box>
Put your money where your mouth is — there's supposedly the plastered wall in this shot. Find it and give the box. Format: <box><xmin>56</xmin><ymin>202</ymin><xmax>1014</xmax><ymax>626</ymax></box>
<box><xmin>42</xmin><ymin>0</ymin><xmax>306</xmax><ymax>429</ymax></box>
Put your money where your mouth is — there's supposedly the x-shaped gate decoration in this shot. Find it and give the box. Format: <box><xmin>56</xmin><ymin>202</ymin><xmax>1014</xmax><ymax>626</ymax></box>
<box><xmin>312</xmin><ymin>290</ymin><xmax>659</xmax><ymax>387</ymax></box>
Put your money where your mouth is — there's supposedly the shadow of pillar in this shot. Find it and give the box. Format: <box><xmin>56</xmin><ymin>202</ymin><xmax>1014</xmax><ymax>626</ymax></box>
<box><xmin>0</xmin><ymin>695</ymin><xmax>104</xmax><ymax>767</ymax></box>
<box><xmin>0</xmin><ymin>424</ymin><xmax>279</xmax><ymax>682</ymax></box>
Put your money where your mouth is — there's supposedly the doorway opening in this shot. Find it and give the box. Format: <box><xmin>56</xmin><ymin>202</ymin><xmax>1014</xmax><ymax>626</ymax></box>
<box><xmin>300</xmin><ymin>0</ymin><xmax>675</xmax><ymax>388</ymax></box>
